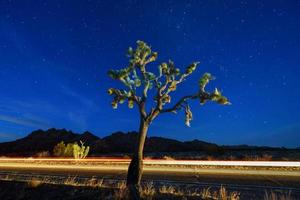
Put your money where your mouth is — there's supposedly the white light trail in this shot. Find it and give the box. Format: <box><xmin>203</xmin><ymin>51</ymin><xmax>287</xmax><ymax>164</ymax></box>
<box><xmin>0</xmin><ymin>158</ymin><xmax>299</xmax><ymax>167</ymax></box>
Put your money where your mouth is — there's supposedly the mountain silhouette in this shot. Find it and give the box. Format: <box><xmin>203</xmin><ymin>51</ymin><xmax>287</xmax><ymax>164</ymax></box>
<box><xmin>0</xmin><ymin>128</ymin><xmax>223</xmax><ymax>156</ymax></box>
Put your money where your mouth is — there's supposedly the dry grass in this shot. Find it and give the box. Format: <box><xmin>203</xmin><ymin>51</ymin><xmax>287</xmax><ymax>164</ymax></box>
<box><xmin>228</xmin><ymin>191</ymin><xmax>240</xmax><ymax>200</ymax></box>
<box><xmin>86</xmin><ymin>177</ymin><xmax>104</xmax><ymax>187</ymax></box>
<box><xmin>200</xmin><ymin>187</ymin><xmax>212</xmax><ymax>199</ymax></box>
<box><xmin>0</xmin><ymin>175</ymin><xmax>12</xmax><ymax>181</ymax></box>
<box><xmin>264</xmin><ymin>190</ymin><xmax>293</xmax><ymax>200</ymax></box>
<box><xmin>0</xmin><ymin>169</ymin><xmax>298</xmax><ymax>199</ymax></box>
<box><xmin>0</xmin><ymin>175</ymin><xmax>254</xmax><ymax>200</ymax></box>
<box><xmin>63</xmin><ymin>176</ymin><xmax>78</xmax><ymax>186</ymax></box>
<box><xmin>60</xmin><ymin>176</ymin><xmax>104</xmax><ymax>188</ymax></box>
<box><xmin>198</xmin><ymin>185</ymin><xmax>240</xmax><ymax>200</ymax></box>
<box><xmin>114</xmin><ymin>181</ymin><xmax>129</xmax><ymax>200</ymax></box>
<box><xmin>159</xmin><ymin>185</ymin><xmax>184</xmax><ymax>196</ymax></box>
<box><xmin>218</xmin><ymin>186</ymin><xmax>240</xmax><ymax>200</ymax></box>
<box><xmin>141</xmin><ymin>181</ymin><xmax>155</xmax><ymax>199</ymax></box>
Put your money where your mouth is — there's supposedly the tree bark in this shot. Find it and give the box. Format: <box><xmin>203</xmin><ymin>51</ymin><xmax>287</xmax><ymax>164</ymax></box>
<box><xmin>126</xmin><ymin>118</ymin><xmax>149</xmax><ymax>200</ymax></box>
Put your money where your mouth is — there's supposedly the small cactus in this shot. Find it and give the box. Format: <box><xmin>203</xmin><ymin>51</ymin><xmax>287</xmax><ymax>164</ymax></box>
<box><xmin>73</xmin><ymin>140</ymin><xmax>90</xmax><ymax>159</ymax></box>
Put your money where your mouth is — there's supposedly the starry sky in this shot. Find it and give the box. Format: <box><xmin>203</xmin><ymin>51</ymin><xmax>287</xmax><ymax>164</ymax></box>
<box><xmin>0</xmin><ymin>0</ymin><xmax>300</xmax><ymax>147</ymax></box>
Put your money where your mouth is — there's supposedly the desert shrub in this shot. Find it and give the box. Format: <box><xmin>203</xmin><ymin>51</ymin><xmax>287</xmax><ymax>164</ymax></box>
<box><xmin>53</xmin><ymin>141</ymin><xmax>66</xmax><ymax>157</ymax></box>
<box><xmin>64</xmin><ymin>143</ymin><xmax>75</xmax><ymax>157</ymax></box>
<box><xmin>73</xmin><ymin>140</ymin><xmax>89</xmax><ymax>159</ymax></box>
<box><xmin>53</xmin><ymin>141</ymin><xmax>89</xmax><ymax>158</ymax></box>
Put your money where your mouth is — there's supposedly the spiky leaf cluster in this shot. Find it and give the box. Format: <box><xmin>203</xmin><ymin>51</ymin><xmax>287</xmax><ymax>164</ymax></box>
<box><xmin>199</xmin><ymin>73</ymin><xmax>215</xmax><ymax>92</ymax></box>
<box><xmin>107</xmin><ymin>41</ymin><xmax>159</xmax><ymax>109</ymax></box>
<box><xmin>184</xmin><ymin>105</ymin><xmax>193</xmax><ymax>127</ymax></box>
<box><xmin>210</xmin><ymin>88</ymin><xmax>231</xmax><ymax>105</ymax></box>
<box><xmin>107</xmin><ymin>41</ymin><xmax>230</xmax><ymax>127</ymax></box>
<box><xmin>108</xmin><ymin>88</ymin><xmax>134</xmax><ymax>109</ymax></box>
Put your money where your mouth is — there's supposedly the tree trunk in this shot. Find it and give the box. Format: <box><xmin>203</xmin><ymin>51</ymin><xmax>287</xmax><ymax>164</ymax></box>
<box><xmin>126</xmin><ymin>118</ymin><xmax>149</xmax><ymax>200</ymax></box>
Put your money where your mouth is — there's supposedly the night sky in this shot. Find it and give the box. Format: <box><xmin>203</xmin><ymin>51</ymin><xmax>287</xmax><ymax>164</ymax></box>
<box><xmin>0</xmin><ymin>0</ymin><xmax>300</xmax><ymax>147</ymax></box>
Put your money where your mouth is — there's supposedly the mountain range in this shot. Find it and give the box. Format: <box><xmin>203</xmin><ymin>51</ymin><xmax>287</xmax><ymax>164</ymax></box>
<box><xmin>0</xmin><ymin>128</ymin><xmax>291</xmax><ymax>157</ymax></box>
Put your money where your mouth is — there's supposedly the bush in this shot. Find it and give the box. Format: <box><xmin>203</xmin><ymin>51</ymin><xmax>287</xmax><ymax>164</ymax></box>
<box><xmin>53</xmin><ymin>141</ymin><xmax>89</xmax><ymax>159</ymax></box>
<box><xmin>64</xmin><ymin>143</ymin><xmax>75</xmax><ymax>157</ymax></box>
<box><xmin>53</xmin><ymin>141</ymin><xmax>66</xmax><ymax>157</ymax></box>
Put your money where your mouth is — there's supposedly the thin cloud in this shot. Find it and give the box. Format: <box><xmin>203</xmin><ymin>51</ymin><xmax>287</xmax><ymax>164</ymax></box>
<box><xmin>60</xmin><ymin>86</ymin><xmax>101</xmax><ymax>130</ymax></box>
<box><xmin>0</xmin><ymin>115</ymin><xmax>50</xmax><ymax>129</ymax></box>
<box><xmin>60</xmin><ymin>86</ymin><xmax>97</xmax><ymax>109</ymax></box>
<box><xmin>0</xmin><ymin>132</ymin><xmax>19</xmax><ymax>140</ymax></box>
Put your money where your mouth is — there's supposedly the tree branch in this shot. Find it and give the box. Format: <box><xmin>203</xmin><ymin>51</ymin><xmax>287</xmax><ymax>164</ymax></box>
<box><xmin>160</xmin><ymin>93</ymin><xmax>199</xmax><ymax>113</ymax></box>
<box><xmin>132</xmin><ymin>95</ymin><xmax>147</xmax><ymax>120</ymax></box>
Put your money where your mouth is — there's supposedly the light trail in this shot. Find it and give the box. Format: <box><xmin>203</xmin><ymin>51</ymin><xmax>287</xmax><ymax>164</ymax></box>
<box><xmin>0</xmin><ymin>158</ymin><xmax>300</xmax><ymax>167</ymax></box>
<box><xmin>144</xmin><ymin>160</ymin><xmax>300</xmax><ymax>167</ymax></box>
<box><xmin>1</xmin><ymin>157</ymin><xmax>300</xmax><ymax>191</ymax></box>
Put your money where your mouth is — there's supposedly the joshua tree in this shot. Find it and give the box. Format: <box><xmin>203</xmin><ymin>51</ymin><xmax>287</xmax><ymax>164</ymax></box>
<box><xmin>107</xmin><ymin>41</ymin><xmax>230</xmax><ymax>199</ymax></box>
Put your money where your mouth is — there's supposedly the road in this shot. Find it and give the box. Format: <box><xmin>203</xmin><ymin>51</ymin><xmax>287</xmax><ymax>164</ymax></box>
<box><xmin>0</xmin><ymin>158</ymin><xmax>300</xmax><ymax>198</ymax></box>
